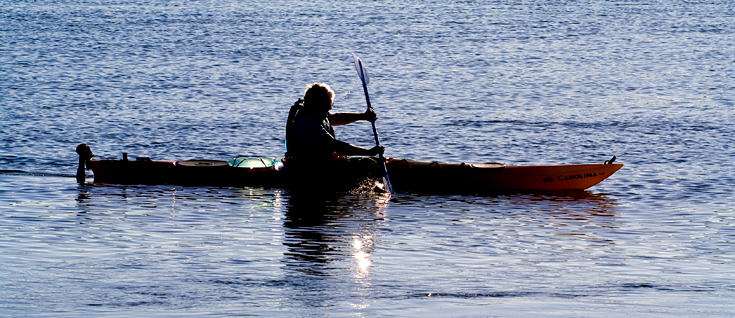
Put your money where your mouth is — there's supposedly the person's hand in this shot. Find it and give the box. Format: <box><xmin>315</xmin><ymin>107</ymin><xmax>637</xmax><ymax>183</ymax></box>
<box><xmin>364</xmin><ymin>108</ymin><xmax>378</xmax><ymax>122</ymax></box>
<box><xmin>370</xmin><ymin>145</ymin><xmax>385</xmax><ymax>156</ymax></box>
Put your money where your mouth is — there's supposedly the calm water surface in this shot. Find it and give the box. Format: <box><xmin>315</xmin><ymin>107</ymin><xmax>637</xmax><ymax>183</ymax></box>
<box><xmin>2</xmin><ymin>0</ymin><xmax>734</xmax><ymax>316</ymax></box>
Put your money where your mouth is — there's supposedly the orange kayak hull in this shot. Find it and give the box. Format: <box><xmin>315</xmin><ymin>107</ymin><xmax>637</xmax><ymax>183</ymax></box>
<box><xmin>470</xmin><ymin>163</ymin><xmax>623</xmax><ymax>191</ymax></box>
<box><xmin>386</xmin><ymin>159</ymin><xmax>623</xmax><ymax>192</ymax></box>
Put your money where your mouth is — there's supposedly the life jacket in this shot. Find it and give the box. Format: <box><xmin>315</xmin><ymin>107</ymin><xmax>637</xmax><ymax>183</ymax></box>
<box><xmin>284</xmin><ymin>99</ymin><xmax>303</xmax><ymax>159</ymax></box>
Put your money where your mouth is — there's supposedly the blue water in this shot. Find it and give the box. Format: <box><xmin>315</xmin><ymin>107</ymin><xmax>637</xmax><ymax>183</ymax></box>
<box><xmin>2</xmin><ymin>0</ymin><xmax>735</xmax><ymax>316</ymax></box>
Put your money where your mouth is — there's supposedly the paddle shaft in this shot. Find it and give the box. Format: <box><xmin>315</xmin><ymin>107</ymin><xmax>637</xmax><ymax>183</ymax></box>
<box><xmin>360</xmin><ymin>82</ymin><xmax>394</xmax><ymax>193</ymax></box>
<box><xmin>361</xmin><ymin>84</ymin><xmax>381</xmax><ymax>146</ymax></box>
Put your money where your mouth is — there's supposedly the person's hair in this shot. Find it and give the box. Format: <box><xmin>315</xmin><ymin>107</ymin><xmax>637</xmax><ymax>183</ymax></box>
<box><xmin>303</xmin><ymin>83</ymin><xmax>334</xmax><ymax>112</ymax></box>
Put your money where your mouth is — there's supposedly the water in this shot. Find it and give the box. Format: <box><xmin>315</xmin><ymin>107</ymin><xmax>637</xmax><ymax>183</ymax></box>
<box><xmin>2</xmin><ymin>0</ymin><xmax>734</xmax><ymax>316</ymax></box>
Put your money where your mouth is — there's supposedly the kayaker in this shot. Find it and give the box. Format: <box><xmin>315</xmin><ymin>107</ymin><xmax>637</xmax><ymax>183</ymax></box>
<box><xmin>285</xmin><ymin>83</ymin><xmax>384</xmax><ymax>165</ymax></box>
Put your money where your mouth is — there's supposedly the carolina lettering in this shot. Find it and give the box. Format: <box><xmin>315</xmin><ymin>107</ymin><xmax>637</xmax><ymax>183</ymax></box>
<box><xmin>558</xmin><ymin>172</ymin><xmax>597</xmax><ymax>181</ymax></box>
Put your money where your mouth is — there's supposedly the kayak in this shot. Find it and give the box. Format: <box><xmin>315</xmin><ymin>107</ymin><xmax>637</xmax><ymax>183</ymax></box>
<box><xmin>76</xmin><ymin>144</ymin><xmax>623</xmax><ymax>193</ymax></box>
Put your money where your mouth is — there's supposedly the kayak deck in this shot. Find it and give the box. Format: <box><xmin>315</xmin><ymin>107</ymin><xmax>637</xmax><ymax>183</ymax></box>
<box><xmin>87</xmin><ymin>158</ymin><xmax>284</xmax><ymax>187</ymax></box>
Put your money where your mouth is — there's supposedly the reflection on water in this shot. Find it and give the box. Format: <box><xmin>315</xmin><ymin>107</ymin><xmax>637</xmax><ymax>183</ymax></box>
<box><xmin>278</xmin><ymin>188</ymin><xmax>623</xmax><ymax>311</ymax></box>
<box><xmin>282</xmin><ymin>191</ymin><xmax>388</xmax><ymax>278</ymax></box>
<box><xmin>280</xmin><ymin>190</ymin><xmax>389</xmax><ymax>312</ymax></box>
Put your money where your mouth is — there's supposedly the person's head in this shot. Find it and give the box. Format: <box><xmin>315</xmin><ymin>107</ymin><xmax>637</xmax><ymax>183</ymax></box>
<box><xmin>303</xmin><ymin>83</ymin><xmax>334</xmax><ymax>116</ymax></box>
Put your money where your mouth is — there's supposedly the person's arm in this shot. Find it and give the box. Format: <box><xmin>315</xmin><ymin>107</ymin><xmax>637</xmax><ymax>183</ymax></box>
<box><xmin>334</xmin><ymin>140</ymin><xmax>384</xmax><ymax>157</ymax></box>
<box><xmin>330</xmin><ymin>108</ymin><xmax>377</xmax><ymax>126</ymax></box>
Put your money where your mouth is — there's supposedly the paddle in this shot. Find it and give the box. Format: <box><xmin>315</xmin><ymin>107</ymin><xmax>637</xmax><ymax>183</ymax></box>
<box><xmin>352</xmin><ymin>53</ymin><xmax>394</xmax><ymax>194</ymax></box>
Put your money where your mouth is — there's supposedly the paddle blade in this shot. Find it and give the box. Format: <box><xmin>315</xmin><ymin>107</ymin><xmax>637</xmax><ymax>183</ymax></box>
<box><xmin>352</xmin><ymin>53</ymin><xmax>370</xmax><ymax>85</ymax></box>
